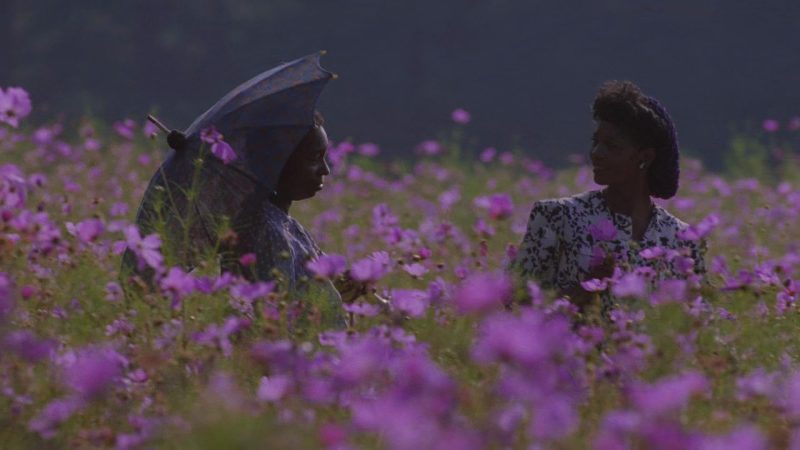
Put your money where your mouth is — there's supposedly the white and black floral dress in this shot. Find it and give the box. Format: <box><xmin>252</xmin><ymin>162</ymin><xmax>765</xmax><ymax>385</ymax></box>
<box><xmin>512</xmin><ymin>189</ymin><xmax>706</xmax><ymax>311</ymax></box>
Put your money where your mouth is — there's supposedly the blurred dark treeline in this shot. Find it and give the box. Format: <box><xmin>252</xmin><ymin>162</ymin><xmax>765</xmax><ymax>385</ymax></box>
<box><xmin>2</xmin><ymin>0</ymin><xmax>800</xmax><ymax>168</ymax></box>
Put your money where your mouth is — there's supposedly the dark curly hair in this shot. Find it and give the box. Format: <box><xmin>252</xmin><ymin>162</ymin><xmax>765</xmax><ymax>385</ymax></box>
<box><xmin>591</xmin><ymin>80</ymin><xmax>679</xmax><ymax>199</ymax></box>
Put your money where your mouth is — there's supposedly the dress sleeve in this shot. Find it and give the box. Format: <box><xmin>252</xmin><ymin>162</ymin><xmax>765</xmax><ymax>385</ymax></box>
<box><xmin>511</xmin><ymin>200</ymin><xmax>563</xmax><ymax>289</ymax></box>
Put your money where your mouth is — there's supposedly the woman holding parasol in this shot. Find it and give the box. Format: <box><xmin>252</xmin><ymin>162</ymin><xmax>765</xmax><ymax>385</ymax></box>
<box><xmin>122</xmin><ymin>53</ymin><xmax>363</xmax><ymax>326</ymax></box>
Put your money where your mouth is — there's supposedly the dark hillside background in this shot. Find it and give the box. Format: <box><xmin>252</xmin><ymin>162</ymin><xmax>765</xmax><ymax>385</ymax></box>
<box><xmin>2</xmin><ymin>1</ymin><xmax>799</xmax><ymax>167</ymax></box>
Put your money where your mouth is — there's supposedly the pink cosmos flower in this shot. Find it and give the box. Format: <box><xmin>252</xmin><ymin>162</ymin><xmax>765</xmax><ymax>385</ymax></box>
<box><xmin>0</xmin><ymin>87</ymin><xmax>32</xmax><ymax>128</ymax></box>
<box><xmin>257</xmin><ymin>374</ymin><xmax>292</xmax><ymax>402</ymax></box>
<box><xmin>590</xmin><ymin>218</ymin><xmax>617</xmax><ymax>241</ymax></box>
<box><xmin>417</xmin><ymin>140</ymin><xmax>442</xmax><ymax>156</ymax></box>
<box><xmin>344</xmin><ymin>302</ymin><xmax>381</xmax><ymax>317</ymax></box>
<box><xmin>4</xmin><ymin>330</ymin><xmax>54</xmax><ymax>362</ymax></box>
<box><xmin>678</xmin><ymin>213</ymin><xmax>720</xmax><ymax>240</ymax></box>
<box><xmin>403</xmin><ymin>262</ymin><xmax>429</xmax><ymax>278</ymax></box>
<box><xmin>66</xmin><ymin>218</ymin><xmax>105</xmax><ymax>243</ymax></box>
<box><xmin>357</xmin><ymin>142</ymin><xmax>380</xmax><ymax>156</ymax></box>
<box><xmin>160</xmin><ymin>266</ymin><xmax>196</xmax><ymax>308</ymax></box>
<box><xmin>143</xmin><ymin>120</ymin><xmax>159</xmax><ymax>138</ymax></box>
<box><xmin>580</xmin><ymin>278</ymin><xmax>608</xmax><ymax>292</ymax></box>
<box><xmin>499</xmin><ymin>152</ymin><xmax>514</xmax><ymax>165</ymax></box>
<box><xmin>391</xmin><ymin>289</ymin><xmax>429</xmax><ymax>317</ymax></box>
<box><xmin>789</xmin><ymin>117</ymin><xmax>800</xmax><ymax>131</ymax></box>
<box><xmin>1</xmin><ymin>163</ymin><xmax>27</xmax><ymax>209</ymax></box>
<box><xmin>351</xmin><ymin>251</ymin><xmax>392</xmax><ymax>282</ymax></box>
<box><xmin>451</xmin><ymin>108</ymin><xmax>471</xmax><ymax>124</ymax></box>
<box><xmin>28</xmin><ymin>397</ymin><xmax>82</xmax><ymax>439</ymax></box>
<box><xmin>611</xmin><ymin>272</ymin><xmax>648</xmax><ymax>298</ymax></box>
<box><xmin>0</xmin><ymin>272</ymin><xmax>14</xmax><ymax>321</ymax></box>
<box><xmin>200</xmin><ymin>126</ymin><xmax>237</xmax><ymax>164</ymax></box>
<box><xmin>238</xmin><ymin>252</ymin><xmax>257</xmax><ymax>266</ymax></box>
<box><xmin>113</xmin><ymin>119</ymin><xmax>136</xmax><ymax>139</ymax></box>
<box><xmin>453</xmin><ymin>271</ymin><xmax>512</xmax><ymax>313</ymax></box>
<box><xmin>627</xmin><ymin>371</ymin><xmax>708</xmax><ymax>417</ymax></box>
<box><xmin>123</xmin><ymin>225</ymin><xmax>164</xmax><ymax>271</ymax></box>
<box><xmin>762</xmin><ymin>119</ymin><xmax>779</xmax><ymax>132</ymax></box>
<box><xmin>307</xmin><ymin>253</ymin><xmax>347</xmax><ymax>278</ymax></box>
<box><xmin>63</xmin><ymin>347</ymin><xmax>127</xmax><ymax>400</ymax></box>
<box><xmin>479</xmin><ymin>147</ymin><xmax>496</xmax><ymax>162</ymax></box>
<box><xmin>473</xmin><ymin>193</ymin><xmax>514</xmax><ymax>220</ymax></box>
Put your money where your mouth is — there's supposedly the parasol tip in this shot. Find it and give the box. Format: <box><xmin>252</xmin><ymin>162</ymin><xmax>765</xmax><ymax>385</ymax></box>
<box><xmin>167</xmin><ymin>130</ymin><xmax>188</xmax><ymax>151</ymax></box>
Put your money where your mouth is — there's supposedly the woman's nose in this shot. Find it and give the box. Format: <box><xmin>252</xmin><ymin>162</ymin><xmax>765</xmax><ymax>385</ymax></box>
<box><xmin>319</xmin><ymin>159</ymin><xmax>331</xmax><ymax>176</ymax></box>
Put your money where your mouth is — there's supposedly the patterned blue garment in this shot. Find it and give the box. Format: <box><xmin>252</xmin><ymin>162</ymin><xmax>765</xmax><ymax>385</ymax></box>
<box><xmin>230</xmin><ymin>199</ymin><xmax>345</xmax><ymax>327</ymax></box>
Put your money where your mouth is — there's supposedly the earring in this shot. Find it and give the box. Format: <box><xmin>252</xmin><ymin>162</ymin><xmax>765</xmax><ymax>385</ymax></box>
<box><xmin>638</xmin><ymin>162</ymin><xmax>647</xmax><ymax>170</ymax></box>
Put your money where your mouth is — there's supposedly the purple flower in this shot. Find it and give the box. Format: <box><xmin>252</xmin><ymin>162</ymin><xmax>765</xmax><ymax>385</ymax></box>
<box><xmin>611</xmin><ymin>272</ymin><xmax>648</xmax><ymax>298</ymax></box>
<box><xmin>451</xmin><ymin>108</ymin><xmax>471</xmax><ymax>124</ymax></box>
<box><xmin>160</xmin><ymin>266</ymin><xmax>195</xmax><ymax>308</ymax></box>
<box><xmin>735</xmin><ymin>369</ymin><xmax>778</xmax><ymax>401</ymax></box>
<box><xmin>0</xmin><ymin>87</ymin><xmax>33</xmax><ymax>128</ymax></box>
<box><xmin>391</xmin><ymin>289</ymin><xmax>430</xmax><ymax>317</ymax></box>
<box><xmin>530</xmin><ymin>394</ymin><xmax>579</xmax><ymax>440</ymax></box>
<box><xmin>453</xmin><ymin>272</ymin><xmax>512</xmax><ymax>314</ymax></box>
<box><xmin>143</xmin><ymin>120</ymin><xmax>159</xmax><ymax>138</ymax></box>
<box><xmin>590</xmin><ymin>218</ymin><xmax>617</xmax><ymax>241</ymax></box>
<box><xmin>344</xmin><ymin>301</ymin><xmax>381</xmax><ymax>317</ymax></box>
<box><xmin>211</xmin><ymin>140</ymin><xmax>237</xmax><ymax>164</ymax></box>
<box><xmin>306</xmin><ymin>253</ymin><xmax>347</xmax><ymax>278</ymax></box>
<box><xmin>403</xmin><ymin>262</ymin><xmax>429</xmax><ymax>278</ymax></box>
<box><xmin>0</xmin><ymin>272</ymin><xmax>13</xmax><ymax>321</ymax></box>
<box><xmin>417</xmin><ymin>139</ymin><xmax>442</xmax><ymax>156</ymax></box>
<box><xmin>762</xmin><ymin>119</ymin><xmax>779</xmax><ymax>132</ymax></box>
<box><xmin>473</xmin><ymin>193</ymin><xmax>514</xmax><ymax>220</ymax></box>
<box><xmin>479</xmin><ymin>147</ymin><xmax>496</xmax><ymax>162</ymax></box>
<box><xmin>581</xmin><ymin>278</ymin><xmax>608</xmax><ymax>292</ymax></box>
<box><xmin>124</xmin><ymin>225</ymin><xmax>163</xmax><ymax>271</ymax></box>
<box><xmin>200</xmin><ymin>126</ymin><xmax>237</xmax><ymax>164</ymax></box>
<box><xmin>194</xmin><ymin>316</ymin><xmax>251</xmax><ymax>357</ymax></box>
<box><xmin>351</xmin><ymin>251</ymin><xmax>392</xmax><ymax>282</ymax></box>
<box><xmin>699</xmin><ymin>425</ymin><xmax>767</xmax><ymax>450</ymax></box>
<box><xmin>66</xmin><ymin>218</ymin><xmax>105</xmax><ymax>243</ymax></box>
<box><xmin>63</xmin><ymin>347</ymin><xmax>126</xmax><ymax>400</ymax></box>
<box><xmin>200</xmin><ymin>126</ymin><xmax>223</xmax><ymax>143</ymax></box>
<box><xmin>4</xmin><ymin>330</ymin><xmax>55</xmax><ymax>362</ymax></box>
<box><xmin>28</xmin><ymin>397</ymin><xmax>82</xmax><ymax>439</ymax></box>
<box><xmin>257</xmin><ymin>374</ymin><xmax>292</xmax><ymax>402</ymax></box>
<box><xmin>1</xmin><ymin>163</ymin><xmax>27</xmax><ymax>209</ymax></box>
<box><xmin>641</xmin><ymin>247</ymin><xmax>667</xmax><ymax>261</ymax></box>
<box><xmin>678</xmin><ymin>214</ymin><xmax>720</xmax><ymax>240</ymax></box>
<box><xmin>652</xmin><ymin>279</ymin><xmax>687</xmax><ymax>304</ymax></box>
<box><xmin>113</xmin><ymin>119</ymin><xmax>136</xmax><ymax>139</ymax></box>
<box><xmin>627</xmin><ymin>371</ymin><xmax>708</xmax><ymax>417</ymax></box>
<box><xmin>357</xmin><ymin>142</ymin><xmax>380</xmax><ymax>156</ymax></box>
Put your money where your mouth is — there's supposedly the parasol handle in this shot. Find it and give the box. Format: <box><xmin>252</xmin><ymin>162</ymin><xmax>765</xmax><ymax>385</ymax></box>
<box><xmin>147</xmin><ymin>114</ymin><xmax>187</xmax><ymax>150</ymax></box>
<box><xmin>146</xmin><ymin>114</ymin><xmax>170</xmax><ymax>133</ymax></box>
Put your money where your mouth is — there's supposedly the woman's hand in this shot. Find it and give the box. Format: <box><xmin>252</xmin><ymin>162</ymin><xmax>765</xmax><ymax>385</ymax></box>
<box><xmin>334</xmin><ymin>270</ymin><xmax>368</xmax><ymax>304</ymax></box>
<box><xmin>563</xmin><ymin>256</ymin><xmax>616</xmax><ymax>311</ymax></box>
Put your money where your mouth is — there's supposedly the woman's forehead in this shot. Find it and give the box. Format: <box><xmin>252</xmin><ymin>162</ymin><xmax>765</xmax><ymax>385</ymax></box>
<box><xmin>296</xmin><ymin>126</ymin><xmax>328</xmax><ymax>155</ymax></box>
<box><xmin>594</xmin><ymin>121</ymin><xmax>631</xmax><ymax>142</ymax></box>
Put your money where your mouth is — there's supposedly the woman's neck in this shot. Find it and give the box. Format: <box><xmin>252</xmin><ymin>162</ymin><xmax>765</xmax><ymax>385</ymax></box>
<box><xmin>269</xmin><ymin>192</ymin><xmax>292</xmax><ymax>214</ymax></box>
<box><xmin>603</xmin><ymin>181</ymin><xmax>651</xmax><ymax>216</ymax></box>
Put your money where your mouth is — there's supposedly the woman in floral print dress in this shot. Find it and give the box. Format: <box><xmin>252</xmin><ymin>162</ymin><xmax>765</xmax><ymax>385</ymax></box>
<box><xmin>512</xmin><ymin>80</ymin><xmax>706</xmax><ymax>315</ymax></box>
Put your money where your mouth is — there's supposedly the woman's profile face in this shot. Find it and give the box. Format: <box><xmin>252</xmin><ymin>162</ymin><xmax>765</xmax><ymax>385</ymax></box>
<box><xmin>276</xmin><ymin>126</ymin><xmax>331</xmax><ymax>201</ymax></box>
<box><xmin>589</xmin><ymin>120</ymin><xmax>645</xmax><ymax>186</ymax></box>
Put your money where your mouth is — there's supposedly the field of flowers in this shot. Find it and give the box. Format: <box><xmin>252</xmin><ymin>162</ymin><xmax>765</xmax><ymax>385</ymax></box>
<box><xmin>3</xmin><ymin>87</ymin><xmax>800</xmax><ymax>449</ymax></box>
